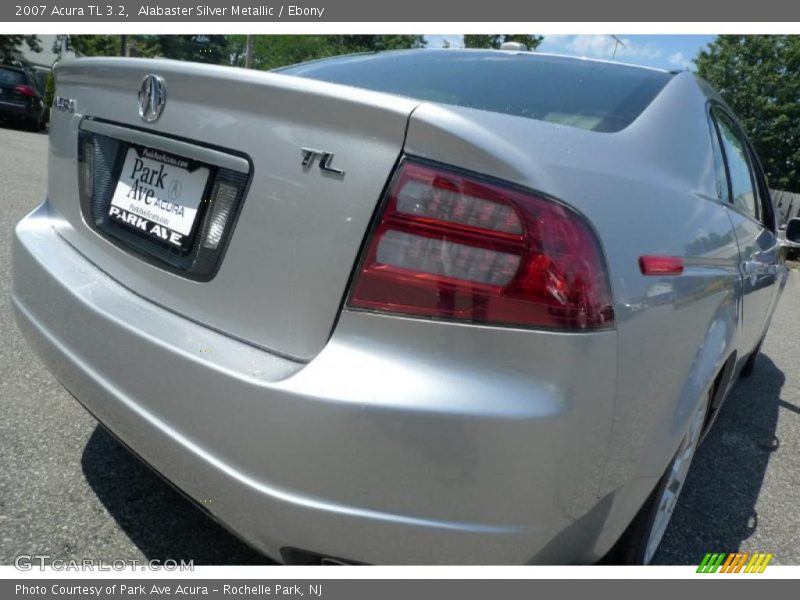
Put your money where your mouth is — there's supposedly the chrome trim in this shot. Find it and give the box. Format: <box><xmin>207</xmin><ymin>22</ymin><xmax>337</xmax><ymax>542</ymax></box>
<box><xmin>79</xmin><ymin>119</ymin><xmax>250</xmax><ymax>174</ymax></box>
<box><xmin>138</xmin><ymin>74</ymin><xmax>166</xmax><ymax>123</ymax></box>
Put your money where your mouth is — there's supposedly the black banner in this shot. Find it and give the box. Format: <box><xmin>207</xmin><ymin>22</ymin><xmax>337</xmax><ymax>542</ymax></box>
<box><xmin>4</xmin><ymin>0</ymin><xmax>800</xmax><ymax>22</ymax></box>
<box><xmin>4</xmin><ymin>579</ymin><xmax>796</xmax><ymax>600</ymax></box>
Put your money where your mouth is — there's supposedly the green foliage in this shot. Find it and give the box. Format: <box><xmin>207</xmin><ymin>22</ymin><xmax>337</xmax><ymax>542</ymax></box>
<box><xmin>62</xmin><ymin>35</ymin><xmax>229</xmax><ymax>61</ymax></box>
<box><xmin>58</xmin><ymin>34</ymin><xmax>426</xmax><ymax>69</ymax></box>
<box><xmin>229</xmin><ymin>35</ymin><xmax>340</xmax><ymax>70</ymax></box>
<box><xmin>63</xmin><ymin>35</ymin><xmax>122</xmax><ymax>57</ymax></box>
<box><xmin>355</xmin><ymin>35</ymin><xmax>427</xmax><ymax>52</ymax></box>
<box><xmin>229</xmin><ymin>35</ymin><xmax>426</xmax><ymax>70</ymax></box>
<box><xmin>463</xmin><ymin>35</ymin><xmax>496</xmax><ymax>49</ymax></box>
<box><xmin>44</xmin><ymin>69</ymin><xmax>55</xmax><ymax>108</ymax></box>
<box><xmin>463</xmin><ymin>35</ymin><xmax>543</xmax><ymax>50</ymax></box>
<box><xmin>0</xmin><ymin>35</ymin><xmax>42</xmax><ymax>64</ymax></box>
<box><xmin>695</xmin><ymin>35</ymin><xmax>800</xmax><ymax>192</ymax></box>
<box><xmin>139</xmin><ymin>35</ymin><xmax>230</xmax><ymax>63</ymax></box>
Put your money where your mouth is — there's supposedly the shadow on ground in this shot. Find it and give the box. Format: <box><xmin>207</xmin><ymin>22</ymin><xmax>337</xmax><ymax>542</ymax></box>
<box><xmin>654</xmin><ymin>353</ymin><xmax>784</xmax><ymax>564</ymax></box>
<box><xmin>81</xmin><ymin>426</ymin><xmax>273</xmax><ymax>565</ymax></box>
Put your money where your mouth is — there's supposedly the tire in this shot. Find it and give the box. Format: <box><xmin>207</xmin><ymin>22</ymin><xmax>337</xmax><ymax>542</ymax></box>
<box><xmin>602</xmin><ymin>391</ymin><xmax>710</xmax><ymax>564</ymax></box>
<box><xmin>25</xmin><ymin>116</ymin><xmax>42</xmax><ymax>132</ymax></box>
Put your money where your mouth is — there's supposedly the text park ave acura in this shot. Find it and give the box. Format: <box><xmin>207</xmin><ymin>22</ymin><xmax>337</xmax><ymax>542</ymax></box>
<box><xmin>11</xmin><ymin>49</ymin><xmax>800</xmax><ymax>564</ymax></box>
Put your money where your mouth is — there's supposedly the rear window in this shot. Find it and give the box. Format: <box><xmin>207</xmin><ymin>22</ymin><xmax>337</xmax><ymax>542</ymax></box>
<box><xmin>280</xmin><ymin>50</ymin><xmax>672</xmax><ymax>133</ymax></box>
<box><xmin>0</xmin><ymin>67</ymin><xmax>27</xmax><ymax>86</ymax></box>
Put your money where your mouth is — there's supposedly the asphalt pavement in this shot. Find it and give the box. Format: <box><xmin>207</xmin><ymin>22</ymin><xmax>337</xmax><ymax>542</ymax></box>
<box><xmin>0</xmin><ymin>124</ymin><xmax>798</xmax><ymax>566</ymax></box>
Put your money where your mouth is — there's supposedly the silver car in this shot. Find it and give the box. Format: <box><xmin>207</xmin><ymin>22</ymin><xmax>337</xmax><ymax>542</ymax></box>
<box><xmin>10</xmin><ymin>49</ymin><xmax>794</xmax><ymax>564</ymax></box>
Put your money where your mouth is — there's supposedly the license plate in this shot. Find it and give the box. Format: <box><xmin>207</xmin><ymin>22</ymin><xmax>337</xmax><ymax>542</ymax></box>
<box><xmin>108</xmin><ymin>147</ymin><xmax>209</xmax><ymax>249</ymax></box>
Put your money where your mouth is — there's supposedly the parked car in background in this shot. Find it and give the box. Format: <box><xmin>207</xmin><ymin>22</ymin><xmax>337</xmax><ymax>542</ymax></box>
<box><xmin>10</xmin><ymin>50</ymin><xmax>793</xmax><ymax>565</ymax></box>
<box><xmin>0</xmin><ymin>64</ymin><xmax>47</xmax><ymax>131</ymax></box>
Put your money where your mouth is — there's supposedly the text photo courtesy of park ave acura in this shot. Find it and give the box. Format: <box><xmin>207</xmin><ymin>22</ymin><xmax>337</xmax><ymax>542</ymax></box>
<box><xmin>2</xmin><ymin>30</ymin><xmax>800</xmax><ymax>570</ymax></box>
<box><xmin>15</xmin><ymin>583</ymin><xmax>311</xmax><ymax>596</ymax></box>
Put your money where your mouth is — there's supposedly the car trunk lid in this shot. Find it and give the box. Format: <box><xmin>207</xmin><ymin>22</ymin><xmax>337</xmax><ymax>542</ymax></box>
<box><xmin>48</xmin><ymin>58</ymin><xmax>418</xmax><ymax>361</ymax></box>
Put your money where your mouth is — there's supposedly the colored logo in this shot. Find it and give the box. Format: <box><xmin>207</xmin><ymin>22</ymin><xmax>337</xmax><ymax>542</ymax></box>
<box><xmin>697</xmin><ymin>552</ymin><xmax>773</xmax><ymax>573</ymax></box>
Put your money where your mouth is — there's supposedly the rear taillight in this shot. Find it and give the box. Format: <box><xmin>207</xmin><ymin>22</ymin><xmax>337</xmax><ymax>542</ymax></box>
<box><xmin>347</xmin><ymin>160</ymin><xmax>614</xmax><ymax>330</ymax></box>
<box><xmin>14</xmin><ymin>84</ymin><xmax>36</xmax><ymax>97</ymax></box>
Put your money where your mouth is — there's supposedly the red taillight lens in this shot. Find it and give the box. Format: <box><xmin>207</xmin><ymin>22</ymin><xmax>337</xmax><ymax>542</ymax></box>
<box><xmin>14</xmin><ymin>84</ymin><xmax>36</xmax><ymax>97</ymax></box>
<box><xmin>347</xmin><ymin>160</ymin><xmax>614</xmax><ymax>330</ymax></box>
<box><xmin>639</xmin><ymin>255</ymin><xmax>684</xmax><ymax>275</ymax></box>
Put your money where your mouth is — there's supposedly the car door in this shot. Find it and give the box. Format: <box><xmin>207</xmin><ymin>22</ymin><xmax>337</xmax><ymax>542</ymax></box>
<box><xmin>711</xmin><ymin>106</ymin><xmax>779</xmax><ymax>356</ymax></box>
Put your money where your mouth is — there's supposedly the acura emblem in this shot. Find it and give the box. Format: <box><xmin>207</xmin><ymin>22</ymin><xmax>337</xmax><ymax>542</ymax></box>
<box><xmin>138</xmin><ymin>74</ymin><xmax>166</xmax><ymax>123</ymax></box>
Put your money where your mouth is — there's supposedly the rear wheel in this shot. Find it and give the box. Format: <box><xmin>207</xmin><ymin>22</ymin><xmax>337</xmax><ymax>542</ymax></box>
<box><xmin>25</xmin><ymin>115</ymin><xmax>42</xmax><ymax>132</ymax></box>
<box><xmin>604</xmin><ymin>391</ymin><xmax>710</xmax><ymax>564</ymax></box>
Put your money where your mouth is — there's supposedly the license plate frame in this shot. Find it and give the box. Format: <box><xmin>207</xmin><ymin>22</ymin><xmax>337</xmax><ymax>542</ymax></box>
<box><xmin>107</xmin><ymin>144</ymin><xmax>211</xmax><ymax>251</ymax></box>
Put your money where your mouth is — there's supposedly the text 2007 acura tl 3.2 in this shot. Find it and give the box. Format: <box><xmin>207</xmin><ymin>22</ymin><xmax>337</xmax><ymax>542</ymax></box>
<box><xmin>11</xmin><ymin>49</ymin><xmax>797</xmax><ymax>564</ymax></box>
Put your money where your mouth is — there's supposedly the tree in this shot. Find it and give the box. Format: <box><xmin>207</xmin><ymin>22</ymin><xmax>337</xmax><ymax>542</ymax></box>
<box><xmin>228</xmin><ymin>36</ymin><xmax>341</xmax><ymax>70</ymax></box>
<box><xmin>463</xmin><ymin>35</ymin><xmax>543</xmax><ymax>51</ymax></box>
<box><xmin>695</xmin><ymin>35</ymin><xmax>800</xmax><ymax>192</ymax></box>
<box><xmin>48</xmin><ymin>34</ymin><xmax>427</xmax><ymax>71</ymax></box>
<box><xmin>59</xmin><ymin>35</ymin><xmax>228</xmax><ymax>61</ymax></box>
<box><xmin>43</xmin><ymin>69</ymin><xmax>55</xmax><ymax>108</ymax></box>
<box><xmin>60</xmin><ymin>35</ymin><xmax>120</xmax><ymax>57</ymax></box>
<box><xmin>143</xmin><ymin>35</ymin><xmax>230</xmax><ymax>63</ymax></box>
<box><xmin>358</xmin><ymin>35</ymin><xmax>427</xmax><ymax>52</ymax></box>
<box><xmin>232</xmin><ymin>35</ymin><xmax>426</xmax><ymax>71</ymax></box>
<box><xmin>0</xmin><ymin>35</ymin><xmax>41</xmax><ymax>64</ymax></box>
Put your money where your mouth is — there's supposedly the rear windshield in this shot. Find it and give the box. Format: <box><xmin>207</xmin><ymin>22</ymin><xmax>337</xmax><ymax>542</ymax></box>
<box><xmin>280</xmin><ymin>50</ymin><xmax>673</xmax><ymax>133</ymax></box>
<box><xmin>0</xmin><ymin>67</ymin><xmax>27</xmax><ymax>86</ymax></box>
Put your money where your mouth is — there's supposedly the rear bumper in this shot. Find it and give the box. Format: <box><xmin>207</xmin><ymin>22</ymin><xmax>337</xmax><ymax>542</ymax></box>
<box><xmin>0</xmin><ymin>99</ymin><xmax>37</xmax><ymax>120</ymax></box>
<box><xmin>11</xmin><ymin>202</ymin><xmax>621</xmax><ymax>564</ymax></box>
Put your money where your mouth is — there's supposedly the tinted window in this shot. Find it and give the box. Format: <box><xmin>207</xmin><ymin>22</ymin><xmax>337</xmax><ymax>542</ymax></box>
<box><xmin>714</xmin><ymin>111</ymin><xmax>759</xmax><ymax>220</ymax></box>
<box><xmin>0</xmin><ymin>68</ymin><xmax>27</xmax><ymax>85</ymax></box>
<box><xmin>708</xmin><ymin>116</ymin><xmax>729</xmax><ymax>202</ymax></box>
<box><xmin>31</xmin><ymin>69</ymin><xmax>49</xmax><ymax>94</ymax></box>
<box><xmin>747</xmin><ymin>147</ymin><xmax>774</xmax><ymax>230</ymax></box>
<box><xmin>280</xmin><ymin>51</ymin><xmax>673</xmax><ymax>132</ymax></box>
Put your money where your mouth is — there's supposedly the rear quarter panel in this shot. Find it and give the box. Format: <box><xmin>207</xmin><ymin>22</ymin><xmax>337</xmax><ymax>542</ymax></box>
<box><xmin>404</xmin><ymin>72</ymin><xmax>741</xmax><ymax>544</ymax></box>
